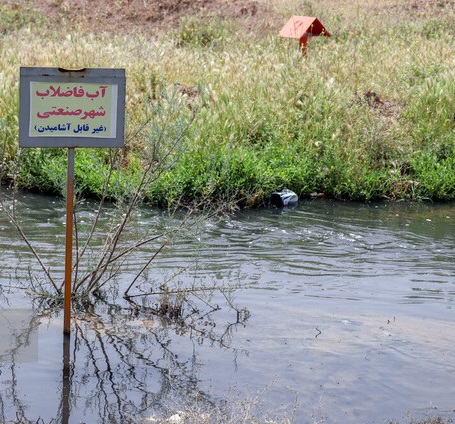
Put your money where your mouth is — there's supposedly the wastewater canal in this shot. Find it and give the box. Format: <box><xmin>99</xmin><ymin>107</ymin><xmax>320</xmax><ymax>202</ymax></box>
<box><xmin>0</xmin><ymin>192</ymin><xmax>454</xmax><ymax>423</ymax></box>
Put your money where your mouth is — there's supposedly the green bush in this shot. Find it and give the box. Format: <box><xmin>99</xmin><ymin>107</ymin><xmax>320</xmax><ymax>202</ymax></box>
<box><xmin>174</xmin><ymin>17</ymin><xmax>228</xmax><ymax>48</ymax></box>
<box><xmin>0</xmin><ymin>4</ymin><xmax>43</xmax><ymax>34</ymax></box>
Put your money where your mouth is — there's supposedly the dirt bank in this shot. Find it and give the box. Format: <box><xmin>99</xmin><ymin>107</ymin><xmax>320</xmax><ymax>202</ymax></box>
<box><xmin>5</xmin><ymin>0</ymin><xmax>280</xmax><ymax>34</ymax></box>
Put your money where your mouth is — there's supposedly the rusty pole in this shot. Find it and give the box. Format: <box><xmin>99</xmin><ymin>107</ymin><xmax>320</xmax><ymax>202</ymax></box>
<box><xmin>63</xmin><ymin>147</ymin><xmax>75</xmax><ymax>335</ymax></box>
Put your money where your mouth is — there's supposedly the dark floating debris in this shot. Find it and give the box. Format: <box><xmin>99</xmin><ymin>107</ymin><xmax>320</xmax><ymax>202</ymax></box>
<box><xmin>270</xmin><ymin>188</ymin><xmax>298</xmax><ymax>207</ymax></box>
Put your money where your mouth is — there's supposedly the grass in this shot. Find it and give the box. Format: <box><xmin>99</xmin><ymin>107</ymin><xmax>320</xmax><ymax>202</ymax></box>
<box><xmin>0</xmin><ymin>0</ymin><xmax>454</xmax><ymax>207</ymax></box>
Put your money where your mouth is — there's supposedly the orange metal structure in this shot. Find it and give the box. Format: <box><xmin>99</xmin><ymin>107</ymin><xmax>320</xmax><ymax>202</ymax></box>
<box><xmin>279</xmin><ymin>16</ymin><xmax>330</xmax><ymax>53</ymax></box>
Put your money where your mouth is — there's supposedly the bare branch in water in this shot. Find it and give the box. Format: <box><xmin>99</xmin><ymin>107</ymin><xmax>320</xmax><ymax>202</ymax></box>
<box><xmin>0</xmin><ymin>149</ymin><xmax>60</xmax><ymax>294</ymax></box>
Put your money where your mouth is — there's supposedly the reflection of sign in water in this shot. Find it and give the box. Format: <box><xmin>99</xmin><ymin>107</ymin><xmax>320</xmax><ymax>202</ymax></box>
<box><xmin>0</xmin><ymin>309</ymin><xmax>38</xmax><ymax>363</ymax></box>
<box><xmin>20</xmin><ymin>67</ymin><xmax>125</xmax><ymax>148</ymax></box>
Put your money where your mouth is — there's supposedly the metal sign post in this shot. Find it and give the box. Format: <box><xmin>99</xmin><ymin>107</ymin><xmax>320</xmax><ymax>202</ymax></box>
<box><xmin>19</xmin><ymin>67</ymin><xmax>126</xmax><ymax>336</ymax></box>
<box><xmin>63</xmin><ymin>148</ymin><xmax>75</xmax><ymax>335</ymax></box>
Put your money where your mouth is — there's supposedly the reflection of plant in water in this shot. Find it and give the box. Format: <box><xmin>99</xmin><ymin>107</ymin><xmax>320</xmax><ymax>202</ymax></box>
<box><xmin>0</xmin><ymin>298</ymin><xmax>250</xmax><ymax>423</ymax></box>
<box><xmin>0</xmin><ymin>86</ymin><xmax>253</xmax><ymax>422</ymax></box>
<box><xmin>0</xmin><ymin>308</ymin><xmax>49</xmax><ymax>423</ymax></box>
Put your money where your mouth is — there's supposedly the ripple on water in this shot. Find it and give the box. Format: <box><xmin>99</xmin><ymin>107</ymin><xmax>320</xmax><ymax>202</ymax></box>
<box><xmin>0</xmin><ymin>195</ymin><xmax>454</xmax><ymax>423</ymax></box>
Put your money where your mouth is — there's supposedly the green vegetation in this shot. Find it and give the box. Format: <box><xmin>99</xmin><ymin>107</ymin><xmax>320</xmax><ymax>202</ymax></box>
<box><xmin>0</xmin><ymin>3</ymin><xmax>43</xmax><ymax>34</ymax></box>
<box><xmin>1</xmin><ymin>0</ymin><xmax>454</xmax><ymax>208</ymax></box>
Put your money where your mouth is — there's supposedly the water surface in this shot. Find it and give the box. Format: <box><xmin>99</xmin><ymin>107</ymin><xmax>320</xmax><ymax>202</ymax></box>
<box><xmin>0</xmin><ymin>192</ymin><xmax>454</xmax><ymax>423</ymax></box>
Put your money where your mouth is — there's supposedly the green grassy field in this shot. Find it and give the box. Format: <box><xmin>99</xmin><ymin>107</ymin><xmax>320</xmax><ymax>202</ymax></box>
<box><xmin>1</xmin><ymin>0</ymin><xmax>454</xmax><ymax>208</ymax></box>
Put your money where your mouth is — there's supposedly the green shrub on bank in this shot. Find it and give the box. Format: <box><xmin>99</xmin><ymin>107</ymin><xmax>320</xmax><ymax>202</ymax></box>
<box><xmin>175</xmin><ymin>17</ymin><xmax>229</xmax><ymax>48</ymax></box>
<box><xmin>0</xmin><ymin>3</ymin><xmax>43</xmax><ymax>34</ymax></box>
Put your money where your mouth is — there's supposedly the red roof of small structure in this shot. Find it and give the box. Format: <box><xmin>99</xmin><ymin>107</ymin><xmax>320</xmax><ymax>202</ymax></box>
<box><xmin>279</xmin><ymin>16</ymin><xmax>330</xmax><ymax>39</ymax></box>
